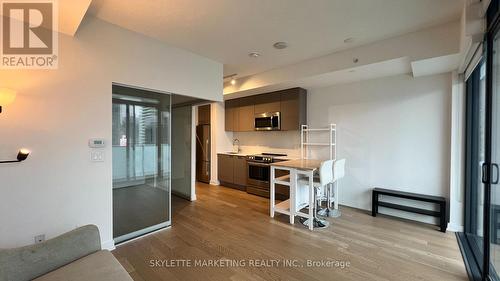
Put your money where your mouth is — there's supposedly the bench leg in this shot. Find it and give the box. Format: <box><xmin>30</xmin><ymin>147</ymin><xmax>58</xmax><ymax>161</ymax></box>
<box><xmin>440</xmin><ymin>202</ymin><xmax>447</xmax><ymax>233</ymax></box>
<box><xmin>372</xmin><ymin>191</ymin><xmax>378</xmax><ymax>217</ymax></box>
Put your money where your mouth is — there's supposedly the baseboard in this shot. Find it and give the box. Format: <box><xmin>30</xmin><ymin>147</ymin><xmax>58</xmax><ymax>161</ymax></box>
<box><xmin>102</xmin><ymin>239</ymin><xmax>116</xmax><ymax>251</ymax></box>
<box><xmin>447</xmin><ymin>223</ymin><xmax>464</xmax><ymax>232</ymax></box>
<box><xmin>171</xmin><ymin>190</ymin><xmax>191</xmax><ymax>200</ymax></box>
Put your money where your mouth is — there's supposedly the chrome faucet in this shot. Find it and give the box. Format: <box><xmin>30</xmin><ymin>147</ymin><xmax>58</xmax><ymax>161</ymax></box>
<box><xmin>232</xmin><ymin>138</ymin><xmax>240</xmax><ymax>153</ymax></box>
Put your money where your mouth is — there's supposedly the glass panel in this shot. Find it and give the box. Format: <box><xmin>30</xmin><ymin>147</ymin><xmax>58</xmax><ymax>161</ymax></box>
<box><xmin>465</xmin><ymin>60</ymin><xmax>487</xmax><ymax>272</ymax></box>
<box><xmin>171</xmin><ymin>106</ymin><xmax>192</xmax><ymax>198</ymax></box>
<box><xmin>112</xmin><ymin>87</ymin><xmax>171</xmax><ymax>243</ymax></box>
<box><xmin>490</xmin><ymin>28</ymin><xmax>500</xmax><ymax>277</ymax></box>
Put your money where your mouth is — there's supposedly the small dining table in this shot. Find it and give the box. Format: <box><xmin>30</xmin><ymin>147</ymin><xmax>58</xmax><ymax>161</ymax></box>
<box><xmin>270</xmin><ymin>159</ymin><xmax>323</xmax><ymax>230</ymax></box>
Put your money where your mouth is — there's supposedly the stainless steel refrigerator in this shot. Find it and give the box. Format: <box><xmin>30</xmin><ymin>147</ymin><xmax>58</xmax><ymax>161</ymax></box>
<box><xmin>196</xmin><ymin>124</ymin><xmax>210</xmax><ymax>183</ymax></box>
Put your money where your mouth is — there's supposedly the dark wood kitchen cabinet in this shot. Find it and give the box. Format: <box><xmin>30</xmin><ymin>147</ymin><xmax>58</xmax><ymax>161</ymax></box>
<box><xmin>218</xmin><ymin>154</ymin><xmax>246</xmax><ymax>190</ymax></box>
<box><xmin>233</xmin><ymin>156</ymin><xmax>247</xmax><ymax>186</ymax></box>
<box><xmin>224</xmin><ymin>99</ymin><xmax>239</xmax><ymax>131</ymax></box>
<box><xmin>197</xmin><ymin>104</ymin><xmax>210</xmax><ymax>125</ymax></box>
<box><xmin>280</xmin><ymin>88</ymin><xmax>307</xmax><ymax>131</ymax></box>
<box><xmin>217</xmin><ymin>154</ymin><xmax>234</xmax><ymax>184</ymax></box>
<box><xmin>254</xmin><ymin>92</ymin><xmax>281</xmax><ymax>114</ymax></box>
<box><xmin>224</xmin><ymin>87</ymin><xmax>306</xmax><ymax>132</ymax></box>
<box><xmin>237</xmin><ymin>96</ymin><xmax>255</xmax><ymax>132</ymax></box>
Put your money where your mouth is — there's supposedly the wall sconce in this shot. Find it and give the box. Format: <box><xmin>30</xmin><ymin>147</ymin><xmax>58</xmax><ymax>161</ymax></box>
<box><xmin>0</xmin><ymin>88</ymin><xmax>16</xmax><ymax>113</ymax></box>
<box><xmin>0</xmin><ymin>149</ymin><xmax>30</xmax><ymax>164</ymax></box>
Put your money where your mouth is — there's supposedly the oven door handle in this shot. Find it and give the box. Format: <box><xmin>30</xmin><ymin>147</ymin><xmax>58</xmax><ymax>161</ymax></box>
<box><xmin>247</xmin><ymin>162</ymin><xmax>270</xmax><ymax>167</ymax></box>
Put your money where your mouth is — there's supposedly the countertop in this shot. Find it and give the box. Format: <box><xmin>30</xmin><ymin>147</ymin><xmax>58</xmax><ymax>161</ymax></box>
<box><xmin>271</xmin><ymin>159</ymin><xmax>323</xmax><ymax>171</ymax></box>
<box><xmin>217</xmin><ymin>152</ymin><xmax>297</xmax><ymax>161</ymax></box>
<box><xmin>217</xmin><ymin>152</ymin><xmax>248</xmax><ymax>157</ymax></box>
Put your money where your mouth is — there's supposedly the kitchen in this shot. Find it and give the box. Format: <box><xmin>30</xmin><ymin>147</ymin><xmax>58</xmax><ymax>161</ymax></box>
<box><xmin>195</xmin><ymin>87</ymin><xmax>340</xmax><ymax>229</ymax></box>
<box><xmin>209</xmin><ymin>87</ymin><xmax>307</xmax><ymax>198</ymax></box>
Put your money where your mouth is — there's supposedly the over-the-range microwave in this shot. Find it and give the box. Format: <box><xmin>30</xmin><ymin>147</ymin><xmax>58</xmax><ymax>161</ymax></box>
<box><xmin>254</xmin><ymin>112</ymin><xmax>281</xmax><ymax>131</ymax></box>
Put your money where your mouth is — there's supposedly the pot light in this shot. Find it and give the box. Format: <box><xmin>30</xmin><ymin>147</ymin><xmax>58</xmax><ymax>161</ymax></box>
<box><xmin>248</xmin><ymin>52</ymin><xmax>260</xmax><ymax>58</ymax></box>
<box><xmin>231</xmin><ymin>78</ymin><xmax>236</xmax><ymax>85</ymax></box>
<box><xmin>0</xmin><ymin>88</ymin><xmax>16</xmax><ymax>113</ymax></box>
<box><xmin>273</xmin><ymin>42</ymin><xmax>288</xmax><ymax>49</ymax></box>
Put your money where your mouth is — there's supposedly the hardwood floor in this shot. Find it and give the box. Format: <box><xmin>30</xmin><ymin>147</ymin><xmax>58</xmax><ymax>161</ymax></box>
<box><xmin>112</xmin><ymin>182</ymin><xmax>468</xmax><ymax>281</ymax></box>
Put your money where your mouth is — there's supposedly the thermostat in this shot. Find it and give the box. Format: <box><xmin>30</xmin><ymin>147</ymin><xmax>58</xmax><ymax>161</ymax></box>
<box><xmin>88</xmin><ymin>138</ymin><xmax>105</xmax><ymax>148</ymax></box>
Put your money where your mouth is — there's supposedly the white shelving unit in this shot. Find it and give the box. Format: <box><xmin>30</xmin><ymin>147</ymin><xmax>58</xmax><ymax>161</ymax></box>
<box><xmin>270</xmin><ymin>124</ymin><xmax>340</xmax><ymax>230</ymax></box>
<box><xmin>301</xmin><ymin>124</ymin><xmax>337</xmax><ymax>161</ymax></box>
<box><xmin>300</xmin><ymin>123</ymin><xmax>340</xmax><ymax>216</ymax></box>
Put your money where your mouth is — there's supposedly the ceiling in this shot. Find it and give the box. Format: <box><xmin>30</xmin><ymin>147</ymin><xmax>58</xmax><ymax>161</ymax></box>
<box><xmin>87</xmin><ymin>0</ymin><xmax>463</xmax><ymax>78</ymax></box>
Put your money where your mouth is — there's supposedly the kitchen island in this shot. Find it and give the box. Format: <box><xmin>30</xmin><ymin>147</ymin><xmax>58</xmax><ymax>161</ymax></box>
<box><xmin>270</xmin><ymin>159</ymin><xmax>340</xmax><ymax>230</ymax></box>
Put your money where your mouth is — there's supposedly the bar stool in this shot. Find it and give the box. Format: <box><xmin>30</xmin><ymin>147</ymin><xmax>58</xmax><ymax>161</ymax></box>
<box><xmin>298</xmin><ymin>159</ymin><xmax>334</xmax><ymax>229</ymax></box>
<box><xmin>318</xmin><ymin>159</ymin><xmax>346</xmax><ymax>218</ymax></box>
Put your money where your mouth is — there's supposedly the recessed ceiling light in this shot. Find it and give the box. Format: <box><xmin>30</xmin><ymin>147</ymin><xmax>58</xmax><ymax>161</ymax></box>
<box><xmin>231</xmin><ymin>78</ymin><xmax>236</xmax><ymax>85</ymax></box>
<box><xmin>273</xmin><ymin>42</ymin><xmax>288</xmax><ymax>49</ymax></box>
<box><xmin>344</xmin><ymin>37</ymin><xmax>355</xmax><ymax>43</ymax></box>
<box><xmin>248</xmin><ymin>52</ymin><xmax>260</xmax><ymax>58</ymax></box>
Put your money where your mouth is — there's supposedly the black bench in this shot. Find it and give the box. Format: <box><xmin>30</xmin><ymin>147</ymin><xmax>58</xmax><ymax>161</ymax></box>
<box><xmin>372</xmin><ymin>188</ymin><xmax>447</xmax><ymax>232</ymax></box>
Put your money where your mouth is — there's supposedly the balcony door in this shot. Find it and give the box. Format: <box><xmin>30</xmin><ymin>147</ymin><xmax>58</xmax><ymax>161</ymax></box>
<box><xmin>112</xmin><ymin>84</ymin><xmax>171</xmax><ymax>244</ymax></box>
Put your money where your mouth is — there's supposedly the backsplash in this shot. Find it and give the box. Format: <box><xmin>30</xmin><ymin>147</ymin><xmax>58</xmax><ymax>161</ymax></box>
<box><xmin>232</xmin><ymin>130</ymin><xmax>301</xmax><ymax>158</ymax></box>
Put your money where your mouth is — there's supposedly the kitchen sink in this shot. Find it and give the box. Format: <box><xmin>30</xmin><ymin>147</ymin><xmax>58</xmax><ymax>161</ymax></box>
<box><xmin>226</xmin><ymin>151</ymin><xmax>239</xmax><ymax>154</ymax></box>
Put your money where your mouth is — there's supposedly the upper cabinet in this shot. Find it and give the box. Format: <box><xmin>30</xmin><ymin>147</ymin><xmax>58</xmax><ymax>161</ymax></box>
<box><xmin>225</xmin><ymin>87</ymin><xmax>307</xmax><ymax>132</ymax></box>
<box><xmin>254</xmin><ymin>92</ymin><xmax>281</xmax><ymax>114</ymax></box>
<box><xmin>224</xmin><ymin>99</ymin><xmax>239</xmax><ymax>131</ymax></box>
<box><xmin>198</xmin><ymin>104</ymin><xmax>211</xmax><ymax>125</ymax></box>
<box><xmin>238</xmin><ymin>96</ymin><xmax>255</xmax><ymax>132</ymax></box>
<box><xmin>280</xmin><ymin>88</ymin><xmax>307</xmax><ymax>131</ymax></box>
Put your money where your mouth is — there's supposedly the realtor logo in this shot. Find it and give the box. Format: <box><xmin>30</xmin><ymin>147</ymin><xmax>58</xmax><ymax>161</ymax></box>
<box><xmin>1</xmin><ymin>0</ymin><xmax>58</xmax><ymax>69</ymax></box>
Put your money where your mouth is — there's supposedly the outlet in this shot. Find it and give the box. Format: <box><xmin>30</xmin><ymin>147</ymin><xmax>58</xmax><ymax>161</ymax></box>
<box><xmin>34</xmin><ymin>234</ymin><xmax>45</xmax><ymax>244</ymax></box>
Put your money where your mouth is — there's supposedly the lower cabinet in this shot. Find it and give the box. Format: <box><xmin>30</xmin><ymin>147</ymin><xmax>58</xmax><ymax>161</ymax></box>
<box><xmin>217</xmin><ymin>154</ymin><xmax>234</xmax><ymax>183</ymax></box>
<box><xmin>217</xmin><ymin>154</ymin><xmax>246</xmax><ymax>190</ymax></box>
<box><xmin>217</xmin><ymin>153</ymin><xmax>289</xmax><ymax>200</ymax></box>
<box><xmin>233</xmin><ymin>156</ymin><xmax>247</xmax><ymax>186</ymax></box>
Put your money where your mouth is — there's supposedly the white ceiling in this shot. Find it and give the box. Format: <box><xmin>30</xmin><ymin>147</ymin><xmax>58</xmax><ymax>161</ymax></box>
<box><xmin>88</xmin><ymin>0</ymin><xmax>464</xmax><ymax>78</ymax></box>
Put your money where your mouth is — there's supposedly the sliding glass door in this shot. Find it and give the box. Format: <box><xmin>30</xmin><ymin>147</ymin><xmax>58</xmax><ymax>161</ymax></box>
<box><xmin>465</xmin><ymin>60</ymin><xmax>487</xmax><ymax>276</ymax></box>
<box><xmin>112</xmin><ymin>85</ymin><xmax>171</xmax><ymax>243</ymax></box>
<box><xmin>490</xmin><ymin>22</ymin><xmax>500</xmax><ymax>278</ymax></box>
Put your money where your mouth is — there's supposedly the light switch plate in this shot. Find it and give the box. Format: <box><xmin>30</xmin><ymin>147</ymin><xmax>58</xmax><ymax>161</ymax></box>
<box><xmin>90</xmin><ymin>150</ymin><xmax>104</xmax><ymax>162</ymax></box>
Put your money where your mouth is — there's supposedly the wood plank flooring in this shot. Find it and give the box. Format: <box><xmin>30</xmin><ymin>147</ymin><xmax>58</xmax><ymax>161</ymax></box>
<box><xmin>112</xmin><ymin>182</ymin><xmax>468</xmax><ymax>281</ymax></box>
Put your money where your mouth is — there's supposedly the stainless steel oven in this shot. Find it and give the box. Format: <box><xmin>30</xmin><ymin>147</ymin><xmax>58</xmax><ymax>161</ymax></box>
<box><xmin>247</xmin><ymin>161</ymin><xmax>270</xmax><ymax>188</ymax></box>
<box><xmin>254</xmin><ymin>112</ymin><xmax>281</xmax><ymax>131</ymax></box>
<box><xmin>246</xmin><ymin>154</ymin><xmax>287</xmax><ymax>197</ymax></box>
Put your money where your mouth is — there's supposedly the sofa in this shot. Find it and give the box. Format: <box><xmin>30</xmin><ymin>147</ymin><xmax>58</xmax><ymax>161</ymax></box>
<box><xmin>0</xmin><ymin>225</ymin><xmax>133</xmax><ymax>281</ymax></box>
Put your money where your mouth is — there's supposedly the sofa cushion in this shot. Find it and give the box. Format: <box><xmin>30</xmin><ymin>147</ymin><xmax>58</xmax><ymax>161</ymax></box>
<box><xmin>0</xmin><ymin>225</ymin><xmax>101</xmax><ymax>281</ymax></box>
<box><xmin>33</xmin><ymin>250</ymin><xmax>133</xmax><ymax>281</ymax></box>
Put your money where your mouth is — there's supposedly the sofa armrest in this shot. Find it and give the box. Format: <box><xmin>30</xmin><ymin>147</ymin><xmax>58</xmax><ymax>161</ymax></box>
<box><xmin>0</xmin><ymin>225</ymin><xmax>102</xmax><ymax>281</ymax></box>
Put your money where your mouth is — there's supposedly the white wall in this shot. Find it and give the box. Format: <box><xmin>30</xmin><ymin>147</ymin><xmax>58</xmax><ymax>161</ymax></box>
<box><xmin>308</xmin><ymin>73</ymin><xmax>453</xmax><ymax>226</ymax></box>
<box><xmin>232</xmin><ymin>131</ymin><xmax>301</xmax><ymax>158</ymax></box>
<box><xmin>0</xmin><ymin>16</ymin><xmax>222</xmax><ymax>249</ymax></box>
